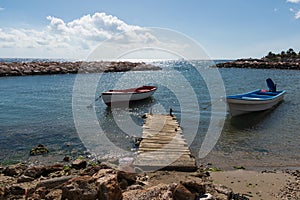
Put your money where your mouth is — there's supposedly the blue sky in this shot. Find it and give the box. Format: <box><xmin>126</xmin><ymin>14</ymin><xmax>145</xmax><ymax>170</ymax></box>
<box><xmin>1</xmin><ymin>0</ymin><xmax>300</xmax><ymax>59</ymax></box>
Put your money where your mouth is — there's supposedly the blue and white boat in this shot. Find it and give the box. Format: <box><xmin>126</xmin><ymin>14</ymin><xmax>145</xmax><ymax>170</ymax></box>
<box><xmin>226</xmin><ymin>78</ymin><xmax>286</xmax><ymax>117</ymax></box>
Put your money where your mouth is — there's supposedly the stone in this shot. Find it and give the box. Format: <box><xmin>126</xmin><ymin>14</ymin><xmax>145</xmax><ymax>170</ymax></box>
<box><xmin>181</xmin><ymin>180</ymin><xmax>206</xmax><ymax>196</ymax></box>
<box><xmin>25</xmin><ymin>164</ymin><xmax>64</xmax><ymax>178</ymax></box>
<box><xmin>123</xmin><ymin>183</ymin><xmax>175</xmax><ymax>200</ymax></box>
<box><xmin>45</xmin><ymin>189</ymin><xmax>62</xmax><ymax>200</ymax></box>
<box><xmin>72</xmin><ymin>159</ymin><xmax>87</xmax><ymax>170</ymax></box>
<box><xmin>117</xmin><ymin>171</ymin><xmax>137</xmax><ymax>186</ymax></box>
<box><xmin>9</xmin><ymin>185</ymin><xmax>25</xmax><ymax>196</ymax></box>
<box><xmin>36</xmin><ymin>175</ymin><xmax>75</xmax><ymax>189</ymax></box>
<box><xmin>63</xmin><ymin>156</ymin><xmax>70</xmax><ymax>162</ymax></box>
<box><xmin>97</xmin><ymin>174</ymin><xmax>122</xmax><ymax>200</ymax></box>
<box><xmin>61</xmin><ymin>175</ymin><xmax>98</xmax><ymax>200</ymax></box>
<box><xmin>29</xmin><ymin>144</ymin><xmax>49</xmax><ymax>156</ymax></box>
<box><xmin>80</xmin><ymin>165</ymin><xmax>108</xmax><ymax>176</ymax></box>
<box><xmin>92</xmin><ymin>169</ymin><xmax>114</xmax><ymax>179</ymax></box>
<box><xmin>0</xmin><ymin>186</ymin><xmax>8</xmax><ymax>199</ymax></box>
<box><xmin>0</xmin><ymin>61</ymin><xmax>161</xmax><ymax>77</ymax></box>
<box><xmin>3</xmin><ymin>163</ymin><xmax>28</xmax><ymax>177</ymax></box>
<box><xmin>33</xmin><ymin>187</ymin><xmax>47</xmax><ymax>199</ymax></box>
<box><xmin>173</xmin><ymin>184</ymin><xmax>196</xmax><ymax>200</ymax></box>
<box><xmin>17</xmin><ymin>175</ymin><xmax>34</xmax><ymax>183</ymax></box>
<box><xmin>24</xmin><ymin>166</ymin><xmax>45</xmax><ymax>178</ymax></box>
<box><xmin>214</xmin><ymin>184</ymin><xmax>233</xmax><ymax>197</ymax></box>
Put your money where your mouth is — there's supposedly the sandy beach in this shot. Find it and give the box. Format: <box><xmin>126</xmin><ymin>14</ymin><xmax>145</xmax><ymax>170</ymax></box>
<box><xmin>210</xmin><ymin>169</ymin><xmax>300</xmax><ymax>200</ymax></box>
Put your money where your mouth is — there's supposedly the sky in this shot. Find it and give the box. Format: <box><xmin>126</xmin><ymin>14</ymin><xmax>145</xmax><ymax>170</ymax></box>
<box><xmin>1</xmin><ymin>0</ymin><xmax>300</xmax><ymax>59</ymax></box>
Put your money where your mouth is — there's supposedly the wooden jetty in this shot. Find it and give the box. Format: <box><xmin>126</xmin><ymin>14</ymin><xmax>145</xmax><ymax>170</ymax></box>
<box><xmin>133</xmin><ymin>113</ymin><xmax>197</xmax><ymax>172</ymax></box>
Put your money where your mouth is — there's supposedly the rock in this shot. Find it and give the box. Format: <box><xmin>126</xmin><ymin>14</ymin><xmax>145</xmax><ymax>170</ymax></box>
<box><xmin>97</xmin><ymin>174</ymin><xmax>122</xmax><ymax>200</ymax></box>
<box><xmin>173</xmin><ymin>184</ymin><xmax>195</xmax><ymax>200</ymax></box>
<box><xmin>61</xmin><ymin>175</ymin><xmax>98</xmax><ymax>200</ymax></box>
<box><xmin>29</xmin><ymin>144</ymin><xmax>49</xmax><ymax>156</ymax></box>
<box><xmin>36</xmin><ymin>175</ymin><xmax>75</xmax><ymax>189</ymax></box>
<box><xmin>0</xmin><ymin>61</ymin><xmax>161</xmax><ymax>77</ymax></box>
<box><xmin>45</xmin><ymin>189</ymin><xmax>62</xmax><ymax>200</ymax></box>
<box><xmin>63</xmin><ymin>156</ymin><xmax>70</xmax><ymax>162</ymax></box>
<box><xmin>213</xmin><ymin>184</ymin><xmax>233</xmax><ymax>197</ymax></box>
<box><xmin>24</xmin><ymin>164</ymin><xmax>64</xmax><ymax>178</ymax></box>
<box><xmin>72</xmin><ymin>159</ymin><xmax>87</xmax><ymax>170</ymax></box>
<box><xmin>126</xmin><ymin>184</ymin><xmax>144</xmax><ymax>191</ymax></box>
<box><xmin>92</xmin><ymin>169</ymin><xmax>114</xmax><ymax>179</ymax></box>
<box><xmin>0</xmin><ymin>186</ymin><xmax>8</xmax><ymax>199</ymax></box>
<box><xmin>80</xmin><ymin>165</ymin><xmax>107</xmax><ymax>176</ymax></box>
<box><xmin>17</xmin><ymin>175</ymin><xmax>34</xmax><ymax>183</ymax></box>
<box><xmin>117</xmin><ymin>171</ymin><xmax>137</xmax><ymax>189</ymax></box>
<box><xmin>123</xmin><ymin>183</ymin><xmax>176</xmax><ymax>200</ymax></box>
<box><xmin>32</xmin><ymin>186</ymin><xmax>47</xmax><ymax>199</ymax></box>
<box><xmin>9</xmin><ymin>185</ymin><xmax>25</xmax><ymax>196</ymax></box>
<box><xmin>3</xmin><ymin>163</ymin><xmax>28</xmax><ymax>177</ymax></box>
<box><xmin>181</xmin><ymin>180</ymin><xmax>206</xmax><ymax>196</ymax></box>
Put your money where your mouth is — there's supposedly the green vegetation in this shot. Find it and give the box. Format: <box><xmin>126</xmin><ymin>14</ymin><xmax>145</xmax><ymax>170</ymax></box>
<box><xmin>264</xmin><ymin>48</ymin><xmax>300</xmax><ymax>61</ymax></box>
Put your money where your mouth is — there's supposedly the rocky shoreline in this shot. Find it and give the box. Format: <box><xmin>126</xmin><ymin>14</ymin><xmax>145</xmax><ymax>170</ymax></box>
<box><xmin>0</xmin><ymin>159</ymin><xmax>236</xmax><ymax>200</ymax></box>
<box><xmin>215</xmin><ymin>58</ymin><xmax>300</xmax><ymax>70</ymax></box>
<box><xmin>0</xmin><ymin>61</ymin><xmax>161</xmax><ymax>77</ymax></box>
<box><xmin>0</xmin><ymin>157</ymin><xmax>299</xmax><ymax>200</ymax></box>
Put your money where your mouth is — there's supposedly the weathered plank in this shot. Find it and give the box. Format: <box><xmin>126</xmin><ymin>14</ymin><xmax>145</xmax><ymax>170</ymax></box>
<box><xmin>133</xmin><ymin>113</ymin><xmax>196</xmax><ymax>172</ymax></box>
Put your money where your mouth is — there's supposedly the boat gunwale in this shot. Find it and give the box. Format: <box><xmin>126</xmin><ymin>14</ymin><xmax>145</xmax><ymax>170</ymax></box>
<box><xmin>227</xmin><ymin>89</ymin><xmax>286</xmax><ymax>102</ymax></box>
<box><xmin>102</xmin><ymin>86</ymin><xmax>157</xmax><ymax>96</ymax></box>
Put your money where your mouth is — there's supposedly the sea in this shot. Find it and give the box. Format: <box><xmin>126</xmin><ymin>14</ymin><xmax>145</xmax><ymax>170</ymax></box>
<box><xmin>0</xmin><ymin>58</ymin><xmax>299</xmax><ymax>169</ymax></box>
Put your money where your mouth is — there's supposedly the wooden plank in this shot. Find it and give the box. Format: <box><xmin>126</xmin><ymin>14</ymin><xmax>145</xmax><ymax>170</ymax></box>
<box><xmin>133</xmin><ymin>113</ymin><xmax>196</xmax><ymax>172</ymax></box>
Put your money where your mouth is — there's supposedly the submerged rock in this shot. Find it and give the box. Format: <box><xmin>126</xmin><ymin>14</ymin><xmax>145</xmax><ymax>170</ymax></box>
<box><xmin>29</xmin><ymin>144</ymin><xmax>49</xmax><ymax>156</ymax></box>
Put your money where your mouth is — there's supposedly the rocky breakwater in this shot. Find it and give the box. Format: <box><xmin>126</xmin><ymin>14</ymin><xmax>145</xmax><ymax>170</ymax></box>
<box><xmin>0</xmin><ymin>61</ymin><xmax>161</xmax><ymax>77</ymax></box>
<box><xmin>215</xmin><ymin>58</ymin><xmax>300</xmax><ymax>70</ymax></box>
<box><xmin>0</xmin><ymin>159</ymin><xmax>239</xmax><ymax>200</ymax></box>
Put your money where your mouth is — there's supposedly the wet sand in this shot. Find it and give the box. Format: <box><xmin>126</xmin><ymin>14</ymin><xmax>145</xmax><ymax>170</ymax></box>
<box><xmin>210</xmin><ymin>169</ymin><xmax>299</xmax><ymax>200</ymax></box>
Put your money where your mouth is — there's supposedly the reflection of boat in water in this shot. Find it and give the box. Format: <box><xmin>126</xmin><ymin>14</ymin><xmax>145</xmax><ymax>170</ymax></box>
<box><xmin>228</xmin><ymin>103</ymin><xmax>282</xmax><ymax>129</ymax></box>
<box><xmin>226</xmin><ymin>78</ymin><xmax>286</xmax><ymax>117</ymax></box>
<box><xmin>102</xmin><ymin>86</ymin><xmax>157</xmax><ymax>106</ymax></box>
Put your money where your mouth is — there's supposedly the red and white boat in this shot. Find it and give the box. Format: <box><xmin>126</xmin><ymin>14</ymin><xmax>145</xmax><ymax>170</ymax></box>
<box><xmin>101</xmin><ymin>85</ymin><xmax>157</xmax><ymax>106</ymax></box>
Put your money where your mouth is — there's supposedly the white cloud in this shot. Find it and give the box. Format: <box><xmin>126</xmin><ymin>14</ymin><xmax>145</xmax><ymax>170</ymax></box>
<box><xmin>0</xmin><ymin>12</ymin><xmax>158</xmax><ymax>59</ymax></box>
<box><xmin>295</xmin><ymin>10</ymin><xmax>300</xmax><ymax>18</ymax></box>
<box><xmin>288</xmin><ymin>7</ymin><xmax>300</xmax><ymax>19</ymax></box>
<box><xmin>0</xmin><ymin>12</ymin><xmax>207</xmax><ymax>60</ymax></box>
<box><xmin>287</xmin><ymin>0</ymin><xmax>300</xmax><ymax>3</ymax></box>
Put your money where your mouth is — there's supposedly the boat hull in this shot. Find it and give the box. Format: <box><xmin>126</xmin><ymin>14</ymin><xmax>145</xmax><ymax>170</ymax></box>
<box><xmin>101</xmin><ymin>86</ymin><xmax>157</xmax><ymax>106</ymax></box>
<box><xmin>227</xmin><ymin>90</ymin><xmax>285</xmax><ymax>117</ymax></box>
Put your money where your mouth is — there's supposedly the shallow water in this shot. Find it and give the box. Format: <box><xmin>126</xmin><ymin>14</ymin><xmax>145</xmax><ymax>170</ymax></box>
<box><xmin>0</xmin><ymin>60</ymin><xmax>299</xmax><ymax>168</ymax></box>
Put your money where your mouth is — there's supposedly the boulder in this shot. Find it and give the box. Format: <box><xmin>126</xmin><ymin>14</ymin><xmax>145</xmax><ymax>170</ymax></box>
<box><xmin>17</xmin><ymin>175</ymin><xmax>34</xmax><ymax>183</ymax></box>
<box><xmin>123</xmin><ymin>183</ymin><xmax>176</xmax><ymax>200</ymax></box>
<box><xmin>61</xmin><ymin>175</ymin><xmax>98</xmax><ymax>200</ymax></box>
<box><xmin>29</xmin><ymin>144</ymin><xmax>49</xmax><ymax>156</ymax></box>
<box><xmin>117</xmin><ymin>171</ymin><xmax>137</xmax><ymax>189</ymax></box>
<box><xmin>72</xmin><ymin>159</ymin><xmax>87</xmax><ymax>170</ymax></box>
<box><xmin>97</xmin><ymin>174</ymin><xmax>122</xmax><ymax>200</ymax></box>
<box><xmin>173</xmin><ymin>183</ymin><xmax>195</xmax><ymax>200</ymax></box>
<box><xmin>36</xmin><ymin>175</ymin><xmax>75</xmax><ymax>189</ymax></box>
<box><xmin>181</xmin><ymin>180</ymin><xmax>206</xmax><ymax>196</ymax></box>
<box><xmin>3</xmin><ymin>163</ymin><xmax>28</xmax><ymax>177</ymax></box>
<box><xmin>45</xmin><ymin>189</ymin><xmax>62</xmax><ymax>200</ymax></box>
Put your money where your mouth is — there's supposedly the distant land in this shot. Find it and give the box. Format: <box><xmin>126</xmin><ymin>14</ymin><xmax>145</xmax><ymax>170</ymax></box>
<box><xmin>0</xmin><ymin>61</ymin><xmax>161</xmax><ymax>77</ymax></box>
<box><xmin>216</xmin><ymin>48</ymin><xmax>300</xmax><ymax>70</ymax></box>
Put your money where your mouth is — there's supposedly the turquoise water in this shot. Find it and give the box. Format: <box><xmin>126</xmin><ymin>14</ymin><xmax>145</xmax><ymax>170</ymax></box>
<box><xmin>0</xmin><ymin>60</ymin><xmax>299</xmax><ymax>168</ymax></box>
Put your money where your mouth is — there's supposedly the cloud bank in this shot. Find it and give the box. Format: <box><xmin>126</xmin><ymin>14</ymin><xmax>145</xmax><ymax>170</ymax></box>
<box><xmin>0</xmin><ymin>12</ymin><xmax>157</xmax><ymax>59</ymax></box>
<box><xmin>287</xmin><ymin>0</ymin><xmax>300</xmax><ymax>3</ymax></box>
